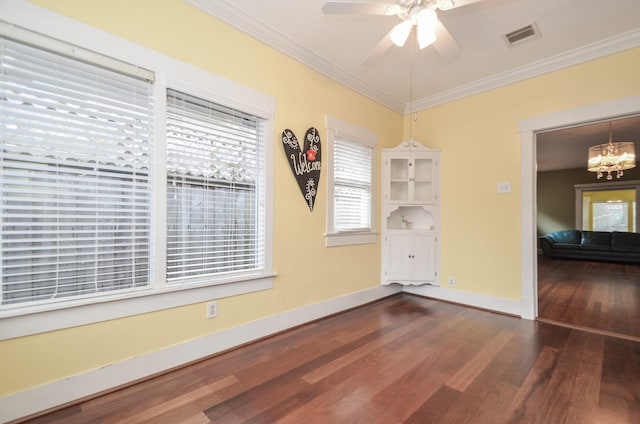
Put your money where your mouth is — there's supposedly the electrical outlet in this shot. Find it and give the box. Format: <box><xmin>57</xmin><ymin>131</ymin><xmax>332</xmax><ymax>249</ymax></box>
<box><xmin>206</xmin><ymin>300</ymin><xmax>218</xmax><ymax>319</ymax></box>
<box><xmin>447</xmin><ymin>276</ymin><xmax>456</xmax><ymax>287</ymax></box>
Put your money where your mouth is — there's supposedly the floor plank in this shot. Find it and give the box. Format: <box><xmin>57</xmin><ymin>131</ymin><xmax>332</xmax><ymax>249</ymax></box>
<box><xmin>15</xmin><ymin>294</ymin><xmax>640</xmax><ymax>424</ymax></box>
<box><xmin>537</xmin><ymin>255</ymin><xmax>640</xmax><ymax>339</ymax></box>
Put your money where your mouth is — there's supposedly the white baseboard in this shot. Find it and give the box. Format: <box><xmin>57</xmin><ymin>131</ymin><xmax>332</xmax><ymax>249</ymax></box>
<box><xmin>0</xmin><ymin>285</ymin><xmax>401</xmax><ymax>424</ymax></box>
<box><xmin>402</xmin><ymin>285</ymin><xmax>524</xmax><ymax>317</ymax></box>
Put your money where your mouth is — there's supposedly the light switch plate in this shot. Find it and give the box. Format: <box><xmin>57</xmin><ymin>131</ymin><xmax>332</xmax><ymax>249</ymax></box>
<box><xmin>497</xmin><ymin>181</ymin><xmax>512</xmax><ymax>194</ymax></box>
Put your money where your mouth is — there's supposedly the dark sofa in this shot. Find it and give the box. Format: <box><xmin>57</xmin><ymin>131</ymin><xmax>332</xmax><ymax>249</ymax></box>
<box><xmin>539</xmin><ymin>229</ymin><xmax>640</xmax><ymax>264</ymax></box>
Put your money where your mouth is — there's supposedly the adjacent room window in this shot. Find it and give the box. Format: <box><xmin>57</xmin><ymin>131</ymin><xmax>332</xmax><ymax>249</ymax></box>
<box><xmin>579</xmin><ymin>188</ymin><xmax>637</xmax><ymax>232</ymax></box>
<box><xmin>325</xmin><ymin>116</ymin><xmax>377</xmax><ymax>247</ymax></box>
<box><xmin>166</xmin><ymin>89</ymin><xmax>265</xmax><ymax>284</ymax></box>
<box><xmin>592</xmin><ymin>201</ymin><xmax>630</xmax><ymax>232</ymax></box>
<box><xmin>0</xmin><ymin>34</ymin><xmax>154</xmax><ymax>307</ymax></box>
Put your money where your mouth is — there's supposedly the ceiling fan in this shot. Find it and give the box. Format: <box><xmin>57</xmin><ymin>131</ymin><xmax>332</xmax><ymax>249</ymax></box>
<box><xmin>321</xmin><ymin>0</ymin><xmax>482</xmax><ymax>64</ymax></box>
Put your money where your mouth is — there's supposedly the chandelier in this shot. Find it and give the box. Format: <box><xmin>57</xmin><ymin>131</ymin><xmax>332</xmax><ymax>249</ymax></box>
<box><xmin>587</xmin><ymin>121</ymin><xmax>636</xmax><ymax>180</ymax></box>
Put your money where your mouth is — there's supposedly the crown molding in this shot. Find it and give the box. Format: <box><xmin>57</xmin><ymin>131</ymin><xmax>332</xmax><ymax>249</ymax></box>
<box><xmin>410</xmin><ymin>28</ymin><xmax>640</xmax><ymax>113</ymax></box>
<box><xmin>183</xmin><ymin>1</ymin><xmax>640</xmax><ymax>116</ymax></box>
<box><xmin>183</xmin><ymin>0</ymin><xmax>405</xmax><ymax>113</ymax></box>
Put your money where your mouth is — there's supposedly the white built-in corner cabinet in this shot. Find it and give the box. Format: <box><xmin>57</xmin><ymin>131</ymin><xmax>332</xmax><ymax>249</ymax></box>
<box><xmin>381</xmin><ymin>140</ymin><xmax>440</xmax><ymax>286</ymax></box>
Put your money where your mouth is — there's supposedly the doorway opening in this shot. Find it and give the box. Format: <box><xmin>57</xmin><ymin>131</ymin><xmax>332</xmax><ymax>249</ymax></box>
<box><xmin>518</xmin><ymin>95</ymin><xmax>640</xmax><ymax>327</ymax></box>
<box><xmin>535</xmin><ymin>119</ymin><xmax>640</xmax><ymax>340</ymax></box>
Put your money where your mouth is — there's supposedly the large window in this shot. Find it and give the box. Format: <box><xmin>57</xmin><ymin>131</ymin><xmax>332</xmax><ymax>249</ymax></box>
<box><xmin>166</xmin><ymin>89</ymin><xmax>265</xmax><ymax>283</ymax></box>
<box><xmin>0</xmin><ymin>34</ymin><xmax>153</xmax><ymax>307</ymax></box>
<box><xmin>0</xmin><ymin>18</ymin><xmax>274</xmax><ymax>335</ymax></box>
<box><xmin>325</xmin><ymin>116</ymin><xmax>377</xmax><ymax>247</ymax></box>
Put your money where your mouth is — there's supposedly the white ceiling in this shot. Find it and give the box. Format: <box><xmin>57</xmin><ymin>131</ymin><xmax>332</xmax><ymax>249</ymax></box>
<box><xmin>185</xmin><ymin>0</ymin><xmax>640</xmax><ymax>113</ymax></box>
<box><xmin>183</xmin><ymin>0</ymin><xmax>640</xmax><ymax>171</ymax></box>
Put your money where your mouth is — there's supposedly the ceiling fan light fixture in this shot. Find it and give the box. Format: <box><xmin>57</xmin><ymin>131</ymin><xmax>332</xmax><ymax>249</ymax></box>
<box><xmin>416</xmin><ymin>9</ymin><xmax>438</xmax><ymax>48</ymax></box>
<box><xmin>417</xmin><ymin>8</ymin><xmax>438</xmax><ymax>31</ymax></box>
<box><xmin>417</xmin><ymin>26</ymin><xmax>436</xmax><ymax>49</ymax></box>
<box><xmin>390</xmin><ymin>20</ymin><xmax>413</xmax><ymax>47</ymax></box>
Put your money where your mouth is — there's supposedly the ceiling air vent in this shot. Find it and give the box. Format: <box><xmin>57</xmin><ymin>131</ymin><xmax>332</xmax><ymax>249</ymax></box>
<box><xmin>504</xmin><ymin>23</ymin><xmax>540</xmax><ymax>46</ymax></box>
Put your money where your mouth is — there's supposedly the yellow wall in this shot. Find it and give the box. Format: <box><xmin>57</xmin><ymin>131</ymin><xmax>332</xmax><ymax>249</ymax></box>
<box><xmin>2</xmin><ymin>0</ymin><xmax>640</xmax><ymax>400</ymax></box>
<box><xmin>408</xmin><ymin>47</ymin><xmax>640</xmax><ymax>299</ymax></box>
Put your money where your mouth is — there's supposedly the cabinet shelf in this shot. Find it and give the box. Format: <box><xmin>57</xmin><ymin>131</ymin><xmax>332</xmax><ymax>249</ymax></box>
<box><xmin>386</xmin><ymin>206</ymin><xmax>435</xmax><ymax>231</ymax></box>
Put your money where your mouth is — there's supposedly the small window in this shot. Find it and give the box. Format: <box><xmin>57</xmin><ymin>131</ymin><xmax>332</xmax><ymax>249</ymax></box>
<box><xmin>325</xmin><ymin>116</ymin><xmax>377</xmax><ymax>247</ymax></box>
<box><xmin>334</xmin><ymin>138</ymin><xmax>373</xmax><ymax>231</ymax></box>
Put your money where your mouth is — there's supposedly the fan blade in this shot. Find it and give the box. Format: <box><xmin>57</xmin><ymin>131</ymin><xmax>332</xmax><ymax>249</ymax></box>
<box><xmin>361</xmin><ymin>29</ymin><xmax>395</xmax><ymax>66</ymax></box>
<box><xmin>321</xmin><ymin>2</ymin><xmax>404</xmax><ymax>16</ymax></box>
<box><xmin>432</xmin><ymin>21</ymin><xmax>460</xmax><ymax>60</ymax></box>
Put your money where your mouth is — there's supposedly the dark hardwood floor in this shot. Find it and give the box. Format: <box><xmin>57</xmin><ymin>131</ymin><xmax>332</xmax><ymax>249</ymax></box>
<box><xmin>538</xmin><ymin>255</ymin><xmax>640</xmax><ymax>340</ymax></box>
<box><xmin>16</xmin><ymin>293</ymin><xmax>640</xmax><ymax>424</ymax></box>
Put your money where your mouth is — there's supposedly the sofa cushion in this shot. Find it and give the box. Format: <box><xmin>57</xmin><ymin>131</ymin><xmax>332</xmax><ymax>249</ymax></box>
<box><xmin>581</xmin><ymin>231</ymin><xmax>611</xmax><ymax>249</ymax></box>
<box><xmin>551</xmin><ymin>242</ymin><xmax>579</xmax><ymax>249</ymax></box>
<box><xmin>580</xmin><ymin>243</ymin><xmax>611</xmax><ymax>252</ymax></box>
<box><xmin>548</xmin><ymin>229</ymin><xmax>581</xmax><ymax>245</ymax></box>
<box><xmin>611</xmin><ymin>231</ymin><xmax>640</xmax><ymax>252</ymax></box>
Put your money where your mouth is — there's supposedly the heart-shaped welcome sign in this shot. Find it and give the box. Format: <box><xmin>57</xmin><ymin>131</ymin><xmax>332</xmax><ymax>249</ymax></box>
<box><xmin>282</xmin><ymin>127</ymin><xmax>322</xmax><ymax>211</ymax></box>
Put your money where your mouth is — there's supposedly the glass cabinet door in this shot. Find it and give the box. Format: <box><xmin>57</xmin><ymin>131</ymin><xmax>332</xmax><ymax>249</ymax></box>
<box><xmin>387</xmin><ymin>156</ymin><xmax>435</xmax><ymax>203</ymax></box>
<box><xmin>389</xmin><ymin>158</ymin><xmax>409</xmax><ymax>202</ymax></box>
<box><xmin>413</xmin><ymin>157</ymin><xmax>434</xmax><ymax>203</ymax></box>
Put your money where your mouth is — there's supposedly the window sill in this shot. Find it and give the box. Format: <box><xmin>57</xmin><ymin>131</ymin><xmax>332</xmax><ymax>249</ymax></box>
<box><xmin>0</xmin><ymin>273</ymin><xmax>275</xmax><ymax>340</ymax></box>
<box><xmin>325</xmin><ymin>231</ymin><xmax>377</xmax><ymax>247</ymax></box>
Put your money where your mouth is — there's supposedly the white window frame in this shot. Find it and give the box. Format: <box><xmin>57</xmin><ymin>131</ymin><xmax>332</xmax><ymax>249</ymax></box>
<box><xmin>325</xmin><ymin>115</ymin><xmax>377</xmax><ymax>247</ymax></box>
<box><xmin>0</xmin><ymin>2</ymin><xmax>275</xmax><ymax>340</ymax></box>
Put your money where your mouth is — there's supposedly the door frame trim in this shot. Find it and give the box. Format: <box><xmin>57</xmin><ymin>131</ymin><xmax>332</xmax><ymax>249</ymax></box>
<box><xmin>518</xmin><ymin>95</ymin><xmax>640</xmax><ymax>320</ymax></box>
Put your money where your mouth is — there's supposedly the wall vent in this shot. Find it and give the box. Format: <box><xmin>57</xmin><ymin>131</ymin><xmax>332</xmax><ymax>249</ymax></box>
<box><xmin>504</xmin><ymin>23</ymin><xmax>540</xmax><ymax>46</ymax></box>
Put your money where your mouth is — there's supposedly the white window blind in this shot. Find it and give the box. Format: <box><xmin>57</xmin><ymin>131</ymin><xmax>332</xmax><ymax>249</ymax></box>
<box><xmin>166</xmin><ymin>89</ymin><xmax>265</xmax><ymax>283</ymax></box>
<box><xmin>0</xmin><ymin>36</ymin><xmax>154</xmax><ymax>307</ymax></box>
<box><xmin>334</xmin><ymin>138</ymin><xmax>373</xmax><ymax>231</ymax></box>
